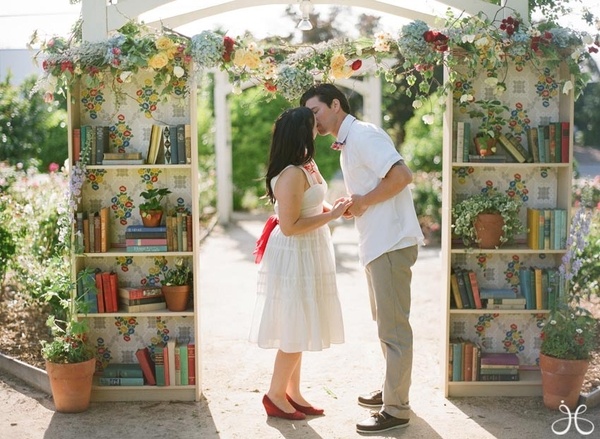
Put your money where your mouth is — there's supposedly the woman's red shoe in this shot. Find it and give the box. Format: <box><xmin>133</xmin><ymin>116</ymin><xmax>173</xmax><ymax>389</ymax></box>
<box><xmin>262</xmin><ymin>394</ymin><xmax>306</xmax><ymax>420</ymax></box>
<box><xmin>286</xmin><ymin>394</ymin><xmax>325</xmax><ymax>416</ymax></box>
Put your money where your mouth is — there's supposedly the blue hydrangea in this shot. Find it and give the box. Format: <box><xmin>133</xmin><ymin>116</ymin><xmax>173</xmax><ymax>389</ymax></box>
<box><xmin>276</xmin><ymin>66</ymin><xmax>314</xmax><ymax>102</ymax></box>
<box><xmin>191</xmin><ymin>31</ymin><xmax>224</xmax><ymax>69</ymax></box>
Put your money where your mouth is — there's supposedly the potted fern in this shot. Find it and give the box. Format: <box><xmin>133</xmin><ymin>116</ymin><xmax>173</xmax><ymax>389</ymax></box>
<box><xmin>451</xmin><ymin>190</ymin><xmax>524</xmax><ymax>248</ymax></box>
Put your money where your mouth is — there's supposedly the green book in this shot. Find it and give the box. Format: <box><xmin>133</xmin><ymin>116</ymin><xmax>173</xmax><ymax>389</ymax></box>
<box><xmin>102</xmin><ymin>363</ymin><xmax>144</xmax><ymax>378</ymax></box>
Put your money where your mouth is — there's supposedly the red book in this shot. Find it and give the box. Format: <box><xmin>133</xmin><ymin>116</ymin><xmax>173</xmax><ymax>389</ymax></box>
<box><xmin>108</xmin><ymin>272</ymin><xmax>118</xmax><ymax>312</ymax></box>
<box><xmin>135</xmin><ymin>347</ymin><xmax>156</xmax><ymax>385</ymax></box>
<box><xmin>186</xmin><ymin>214</ymin><xmax>193</xmax><ymax>251</ymax></box>
<box><xmin>94</xmin><ymin>215</ymin><xmax>101</xmax><ymax>253</ymax></box>
<box><xmin>467</xmin><ymin>270</ymin><xmax>483</xmax><ymax>309</ymax></box>
<box><xmin>187</xmin><ymin>342</ymin><xmax>196</xmax><ymax>385</ymax></box>
<box><xmin>118</xmin><ymin>286</ymin><xmax>163</xmax><ymax>300</ymax></box>
<box><xmin>101</xmin><ymin>271</ymin><xmax>113</xmax><ymax>312</ymax></box>
<box><xmin>95</xmin><ymin>272</ymin><xmax>105</xmax><ymax>313</ymax></box>
<box><xmin>163</xmin><ymin>345</ymin><xmax>170</xmax><ymax>386</ymax></box>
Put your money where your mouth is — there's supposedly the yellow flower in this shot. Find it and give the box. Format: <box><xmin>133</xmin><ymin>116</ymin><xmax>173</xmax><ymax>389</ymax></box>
<box><xmin>233</xmin><ymin>49</ymin><xmax>262</xmax><ymax>70</ymax></box>
<box><xmin>156</xmin><ymin>36</ymin><xmax>175</xmax><ymax>51</ymax></box>
<box><xmin>330</xmin><ymin>53</ymin><xmax>353</xmax><ymax>79</ymax></box>
<box><xmin>148</xmin><ymin>52</ymin><xmax>169</xmax><ymax>70</ymax></box>
<box><xmin>330</xmin><ymin>53</ymin><xmax>347</xmax><ymax>70</ymax></box>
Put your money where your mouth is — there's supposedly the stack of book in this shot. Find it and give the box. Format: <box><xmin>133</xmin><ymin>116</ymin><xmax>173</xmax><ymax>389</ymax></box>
<box><xmin>518</xmin><ymin>266</ymin><xmax>563</xmax><ymax>310</ymax></box>
<box><xmin>75</xmin><ymin>207</ymin><xmax>110</xmax><ymax>253</ymax></box>
<box><xmin>165</xmin><ymin>212</ymin><xmax>193</xmax><ymax>251</ymax></box>
<box><xmin>479</xmin><ymin>288</ymin><xmax>526</xmax><ymax>310</ymax></box>
<box><xmin>99</xmin><ymin>363</ymin><xmax>145</xmax><ymax>386</ymax></box>
<box><xmin>118</xmin><ymin>286</ymin><xmax>166</xmax><ymax>312</ymax></box>
<box><xmin>125</xmin><ymin>225</ymin><xmax>168</xmax><ymax>252</ymax></box>
<box><xmin>479</xmin><ymin>352</ymin><xmax>520</xmax><ymax>381</ymax></box>
<box><xmin>526</xmin><ymin>207</ymin><xmax>568</xmax><ymax>250</ymax></box>
<box><xmin>101</xmin><ymin>152</ymin><xmax>144</xmax><ymax>165</ymax></box>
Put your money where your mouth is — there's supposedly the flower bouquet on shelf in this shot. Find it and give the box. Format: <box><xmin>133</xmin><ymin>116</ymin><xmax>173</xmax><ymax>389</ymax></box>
<box><xmin>539</xmin><ymin>207</ymin><xmax>598</xmax><ymax>410</ymax></box>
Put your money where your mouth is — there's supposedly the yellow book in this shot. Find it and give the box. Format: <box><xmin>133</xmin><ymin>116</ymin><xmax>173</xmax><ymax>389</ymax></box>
<box><xmin>450</xmin><ymin>272</ymin><xmax>464</xmax><ymax>309</ymax></box>
<box><xmin>527</xmin><ymin>208</ymin><xmax>539</xmax><ymax>250</ymax></box>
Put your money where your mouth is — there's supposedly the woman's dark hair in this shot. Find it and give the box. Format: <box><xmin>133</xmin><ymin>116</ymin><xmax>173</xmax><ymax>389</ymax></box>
<box><xmin>299</xmin><ymin>83</ymin><xmax>351</xmax><ymax>114</ymax></box>
<box><xmin>265</xmin><ymin>107</ymin><xmax>316</xmax><ymax>204</ymax></box>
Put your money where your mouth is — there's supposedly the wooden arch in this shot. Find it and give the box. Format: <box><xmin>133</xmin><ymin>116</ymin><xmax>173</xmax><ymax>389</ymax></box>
<box><xmin>80</xmin><ymin>0</ymin><xmax>528</xmax><ymax>223</ymax></box>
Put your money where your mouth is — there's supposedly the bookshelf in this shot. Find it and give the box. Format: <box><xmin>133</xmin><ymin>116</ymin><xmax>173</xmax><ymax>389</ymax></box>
<box><xmin>67</xmin><ymin>69</ymin><xmax>201</xmax><ymax>402</ymax></box>
<box><xmin>441</xmin><ymin>61</ymin><xmax>574</xmax><ymax>397</ymax></box>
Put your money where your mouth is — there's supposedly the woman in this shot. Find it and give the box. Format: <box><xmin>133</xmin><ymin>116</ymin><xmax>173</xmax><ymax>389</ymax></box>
<box><xmin>249</xmin><ymin>107</ymin><xmax>352</xmax><ymax>420</ymax></box>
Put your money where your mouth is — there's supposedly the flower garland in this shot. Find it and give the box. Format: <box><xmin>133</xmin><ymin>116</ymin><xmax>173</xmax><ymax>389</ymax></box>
<box><xmin>32</xmin><ymin>9</ymin><xmax>599</xmax><ymax>111</ymax></box>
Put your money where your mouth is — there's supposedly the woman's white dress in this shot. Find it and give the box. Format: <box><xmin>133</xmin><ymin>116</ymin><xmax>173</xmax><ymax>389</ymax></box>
<box><xmin>249</xmin><ymin>165</ymin><xmax>344</xmax><ymax>352</ymax></box>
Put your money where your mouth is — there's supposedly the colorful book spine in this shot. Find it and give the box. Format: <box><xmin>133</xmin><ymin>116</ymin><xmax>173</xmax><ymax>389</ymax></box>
<box><xmin>155</xmin><ymin>345</ymin><xmax>166</xmax><ymax>386</ymax></box>
<box><xmin>126</xmin><ymin>245</ymin><xmax>168</xmax><ymax>252</ymax></box>
<box><xmin>180</xmin><ymin>342</ymin><xmax>189</xmax><ymax>386</ymax></box>
<box><xmin>126</xmin><ymin>225</ymin><xmax>167</xmax><ymax>233</ymax></box>
<box><xmin>102</xmin><ymin>363</ymin><xmax>144</xmax><ymax>378</ymax></box>
<box><xmin>467</xmin><ymin>270</ymin><xmax>482</xmax><ymax>309</ymax></box>
<box><xmin>187</xmin><ymin>342</ymin><xmax>196</xmax><ymax>386</ymax></box>
<box><xmin>135</xmin><ymin>347</ymin><xmax>156</xmax><ymax>386</ymax></box>
<box><xmin>125</xmin><ymin>238</ymin><xmax>168</xmax><ymax>246</ymax></box>
<box><xmin>119</xmin><ymin>286</ymin><xmax>163</xmax><ymax>300</ymax></box>
<box><xmin>98</xmin><ymin>377</ymin><xmax>145</xmax><ymax>386</ymax></box>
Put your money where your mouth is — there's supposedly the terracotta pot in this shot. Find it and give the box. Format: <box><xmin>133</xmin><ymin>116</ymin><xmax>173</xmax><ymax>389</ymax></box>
<box><xmin>140</xmin><ymin>209</ymin><xmax>163</xmax><ymax>227</ymax></box>
<box><xmin>45</xmin><ymin>357</ymin><xmax>96</xmax><ymax>413</ymax></box>
<box><xmin>474</xmin><ymin>135</ymin><xmax>497</xmax><ymax>156</ymax></box>
<box><xmin>473</xmin><ymin>213</ymin><xmax>504</xmax><ymax>248</ymax></box>
<box><xmin>162</xmin><ymin>285</ymin><xmax>191</xmax><ymax>311</ymax></box>
<box><xmin>539</xmin><ymin>353</ymin><xmax>589</xmax><ymax>410</ymax></box>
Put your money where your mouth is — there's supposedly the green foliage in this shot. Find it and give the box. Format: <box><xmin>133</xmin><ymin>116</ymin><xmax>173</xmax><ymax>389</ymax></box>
<box><xmin>402</xmin><ymin>94</ymin><xmax>442</xmax><ymax>173</ymax></box>
<box><xmin>540</xmin><ymin>305</ymin><xmax>597</xmax><ymax>360</ymax></box>
<box><xmin>573</xmin><ymin>82</ymin><xmax>600</xmax><ymax>148</ymax></box>
<box><xmin>139</xmin><ymin>187</ymin><xmax>172</xmax><ymax>211</ymax></box>
<box><xmin>0</xmin><ymin>197</ymin><xmax>17</xmax><ymax>285</ymax></box>
<box><xmin>451</xmin><ymin>190</ymin><xmax>525</xmax><ymax>247</ymax></box>
<box><xmin>411</xmin><ymin>171</ymin><xmax>442</xmax><ymax>245</ymax></box>
<box><xmin>0</xmin><ymin>75</ymin><xmax>67</xmax><ymax>171</ymax></box>
<box><xmin>161</xmin><ymin>258</ymin><xmax>192</xmax><ymax>286</ymax></box>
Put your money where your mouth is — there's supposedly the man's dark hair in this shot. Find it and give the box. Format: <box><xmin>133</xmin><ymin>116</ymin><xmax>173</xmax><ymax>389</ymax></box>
<box><xmin>300</xmin><ymin>83</ymin><xmax>351</xmax><ymax>114</ymax></box>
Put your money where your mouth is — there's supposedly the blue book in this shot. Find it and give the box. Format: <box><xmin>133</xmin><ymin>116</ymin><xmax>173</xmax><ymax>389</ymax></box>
<box><xmin>451</xmin><ymin>341</ymin><xmax>463</xmax><ymax>381</ymax></box>
<box><xmin>126</xmin><ymin>225</ymin><xmax>167</xmax><ymax>233</ymax></box>
<box><xmin>519</xmin><ymin>267</ymin><xmax>534</xmax><ymax>309</ymax></box>
<box><xmin>126</xmin><ymin>245</ymin><xmax>168</xmax><ymax>252</ymax></box>
<box><xmin>98</xmin><ymin>377</ymin><xmax>145</xmax><ymax>386</ymax></box>
<box><xmin>479</xmin><ymin>288</ymin><xmax>517</xmax><ymax>300</ymax></box>
<box><xmin>103</xmin><ymin>363</ymin><xmax>144</xmax><ymax>378</ymax></box>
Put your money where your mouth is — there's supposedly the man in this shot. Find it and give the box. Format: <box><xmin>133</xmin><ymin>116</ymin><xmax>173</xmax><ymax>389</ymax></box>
<box><xmin>300</xmin><ymin>84</ymin><xmax>424</xmax><ymax>434</ymax></box>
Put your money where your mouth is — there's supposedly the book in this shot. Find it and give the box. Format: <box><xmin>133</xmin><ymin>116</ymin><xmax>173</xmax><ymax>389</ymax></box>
<box><xmin>108</xmin><ymin>272</ymin><xmax>118</xmax><ymax>313</ymax></box>
<box><xmin>479</xmin><ymin>374</ymin><xmax>519</xmax><ymax>381</ymax></box>
<box><xmin>455</xmin><ymin>269</ymin><xmax>472</xmax><ymax>309</ymax></box>
<box><xmin>184</xmin><ymin>124</ymin><xmax>192</xmax><ymax>164</ymax></box>
<box><xmin>450</xmin><ymin>271</ymin><xmax>464</xmax><ymax>309</ymax></box>
<box><xmin>179</xmin><ymin>341</ymin><xmax>189</xmax><ymax>386</ymax></box>
<box><xmin>488</xmin><ymin>295</ymin><xmax>526</xmax><ymax>304</ymax></box>
<box><xmin>466</xmin><ymin>270</ymin><xmax>483</xmax><ymax>309</ymax></box>
<box><xmin>126</xmin><ymin>225</ymin><xmax>167</xmax><ymax>233</ymax></box>
<box><xmin>451</xmin><ymin>339</ymin><xmax>463</xmax><ymax>381</ymax></box>
<box><xmin>119</xmin><ymin>286</ymin><xmax>163</xmax><ymax>300</ymax></box>
<box><xmin>125</xmin><ymin>238</ymin><xmax>168</xmax><ymax>246</ymax></box>
<box><xmin>161</xmin><ymin>125</ymin><xmax>175</xmax><ymax>164</ymax></box>
<box><xmin>126</xmin><ymin>245</ymin><xmax>168</xmax><ymax>252</ymax></box>
<box><xmin>537</xmin><ymin>126</ymin><xmax>547</xmax><ymax>163</ymax></box>
<box><xmin>526</xmin><ymin>208</ymin><xmax>540</xmax><ymax>250</ymax></box>
<box><xmin>154</xmin><ymin>345</ymin><xmax>166</xmax><ymax>386</ymax></box>
<box><xmin>526</xmin><ymin>127</ymin><xmax>540</xmax><ymax>162</ymax></box>
<box><xmin>460</xmin><ymin>269</ymin><xmax>476</xmax><ymax>309</ymax></box>
<box><xmin>98</xmin><ymin>377</ymin><xmax>145</xmax><ymax>386</ymax></box>
<box><xmin>468</xmin><ymin>154</ymin><xmax>507</xmax><ymax>163</ymax></box>
<box><xmin>480</xmin><ymin>352</ymin><xmax>519</xmax><ymax>367</ymax></box>
<box><xmin>534</xmin><ymin>267</ymin><xmax>544</xmax><ymax>310</ymax></box>
<box><xmin>99</xmin><ymin>206</ymin><xmax>110</xmax><ymax>253</ymax></box>
<box><xmin>497</xmin><ymin>134</ymin><xmax>526</xmax><ymax>163</ymax></box>
<box><xmin>176</xmin><ymin>124</ymin><xmax>186</xmax><ymax>164</ymax></box>
<box><xmin>548</xmin><ymin>122</ymin><xmax>557</xmax><ymax>162</ymax></box>
<box><xmin>119</xmin><ymin>301</ymin><xmax>167</xmax><ymax>313</ymax></box>
<box><xmin>95</xmin><ymin>271</ymin><xmax>106</xmax><ymax>313</ymax></box>
<box><xmin>174</xmin><ymin>340</ymin><xmax>181</xmax><ymax>386</ymax></box>
<box><xmin>504</xmin><ymin>133</ymin><xmax>532</xmax><ymax>162</ymax></box>
<box><xmin>560</xmin><ymin>122</ymin><xmax>570</xmax><ymax>163</ymax></box>
<box><xmin>167</xmin><ymin>339</ymin><xmax>177</xmax><ymax>387</ymax></box>
<box><xmin>102</xmin><ymin>363</ymin><xmax>144</xmax><ymax>378</ymax></box>
<box><xmin>519</xmin><ymin>266</ymin><xmax>535</xmax><ymax>309</ymax></box>
<box><xmin>95</xmin><ymin>125</ymin><xmax>109</xmax><ymax>165</ymax></box>
<box><xmin>72</xmin><ymin>128</ymin><xmax>81</xmax><ymax>164</ymax></box>
<box><xmin>101</xmin><ymin>159</ymin><xmax>145</xmax><ymax>165</ymax></box>
<box><xmin>125</xmin><ymin>231</ymin><xmax>168</xmax><ymax>239</ymax></box>
<box><xmin>479</xmin><ymin>288</ymin><xmax>517</xmax><ymax>300</ymax></box>
<box><xmin>118</xmin><ymin>296</ymin><xmax>165</xmax><ymax>306</ymax></box>
<box><xmin>135</xmin><ymin>347</ymin><xmax>156</xmax><ymax>385</ymax></box>
<box><xmin>103</xmin><ymin>152</ymin><xmax>143</xmax><ymax>160</ymax></box>
<box><xmin>187</xmin><ymin>342</ymin><xmax>196</xmax><ymax>386</ymax></box>
<box><xmin>456</xmin><ymin>121</ymin><xmax>465</xmax><ymax>163</ymax></box>
<box><xmin>463</xmin><ymin>341</ymin><xmax>474</xmax><ymax>382</ymax></box>
<box><xmin>146</xmin><ymin>124</ymin><xmax>163</xmax><ymax>165</ymax></box>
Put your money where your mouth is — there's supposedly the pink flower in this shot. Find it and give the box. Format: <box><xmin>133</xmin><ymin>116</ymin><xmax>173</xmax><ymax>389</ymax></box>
<box><xmin>48</xmin><ymin>162</ymin><xmax>59</xmax><ymax>173</ymax></box>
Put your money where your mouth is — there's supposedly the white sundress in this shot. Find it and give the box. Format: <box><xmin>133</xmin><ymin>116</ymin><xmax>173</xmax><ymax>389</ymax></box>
<box><xmin>249</xmin><ymin>164</ymin><xmax>345</xmax><ymax>352</ymax></box>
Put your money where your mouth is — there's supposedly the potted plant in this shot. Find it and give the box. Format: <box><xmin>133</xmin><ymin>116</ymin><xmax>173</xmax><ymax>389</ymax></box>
<box><xmin>466</xmin><ymin>98</ymin><xmax>509</xmax><ymax>156</ymax></box>
<box><xmin>539</xmin><ymin>207</ymin><xmax>598</xmax><ymax>410</ymax></box>
<box><xmin>451</xmin><ymin>190</ymin><xmax>525</xmax><ymax>248</ymax></box>
<box><xmin>161</xmin><ymin>257</ymin><xmax>192</xmax><ymax>311</ymax></box>
<box><xmin>139</xmin><ymin>187</ymin><xmax>171</xmax><ymax>227</ymax></box>
<box><xmin>41</xmin><ymin>256</ymin><xmax>97</xmax><ymax>413</ymax></box>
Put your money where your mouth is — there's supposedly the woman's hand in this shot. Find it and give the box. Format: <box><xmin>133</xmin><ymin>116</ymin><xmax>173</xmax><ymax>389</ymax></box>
<box><xmin>329</xmin><ymin>197</ymin><xmax>353</xmax><ymax>220</ymax></box>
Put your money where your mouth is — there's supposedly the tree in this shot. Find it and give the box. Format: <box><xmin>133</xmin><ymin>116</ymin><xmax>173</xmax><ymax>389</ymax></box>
<box><xmin>0</xmin><ymin>74</ymin><xmax>67</xmax><ymax>170</ymax></box>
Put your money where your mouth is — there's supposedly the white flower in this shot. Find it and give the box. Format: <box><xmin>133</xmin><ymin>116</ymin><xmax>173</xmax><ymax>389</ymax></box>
<box><xmin>576</xmin><ymin>328</ymin><xmax>583</xmax><ymax>334</ymax></box>
<box><xmin>173</xmin><ymin>66</ymin><xmax>185</xmax><ymax>78</ymax></box>
<box><xmin>484</xmin><ymin>77</ymin><xmax>499</xmax><ymax>87</ymax></box>
<box><xmin>562</xmin><ymin>80</ymin><xmax>573</xmax><ymax>94</ymax></box>
<box><xmin>461</xmin><ymin>34</ymin><xmax>476</xmax><ymax>44</ymax></box>
<box><xmin>460</xmin><ymin>93</ymin><xmax>473</xmax><ymax>103</ymax></box>
<box><xmin>474</xmin><ymin>36</ymin><xmax>489</xmax><ymax>47</ymax></box>
<box><xmin>119</xmin><ymin>71</ymin><xmax>132</xmax><ymax>82</ymax></box>
<box><xmin>550</xmin><ymin>320</ymin><xmax>557</xmax><ymax>325</ymax></box>
<box><xmin>412</xmin><ymin>99</ymin><xmax>423</xmax><ymax>109</ymax></box>
<box><xmin>422</xmin><ymin>113</ymin><xmax>435</xmax><ymax>125</ymax></box>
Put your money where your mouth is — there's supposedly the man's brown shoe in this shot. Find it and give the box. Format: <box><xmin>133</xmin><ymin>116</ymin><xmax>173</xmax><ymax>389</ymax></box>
<box><xmin>357</xmin><ymin>390</ymin><xmax>382</xmax><ymax>408</ymax></box>
<box><xmin>356</xmin><ymin>411</ymin><xmax>409</xmax><ymax>434</ymax></box>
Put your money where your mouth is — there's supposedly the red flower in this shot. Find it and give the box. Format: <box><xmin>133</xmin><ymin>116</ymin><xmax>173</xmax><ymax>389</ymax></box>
<box><xmin>423</xmin><ymin>30</ymin><xmax>436</xmax><ymax>43</ymax></box>
<box><xmin>48</xmin><ymin>162</ymin><xmax>59</xmax><ymax>173</ymax></box>
<box><xmin>223</xmin><ymin>36</ymin><xmax>235</xmax><ymax>62</ymax></box>
<box><xmin>264</xmin><ymin>81</ymin><xmax>277</xmax><ymax>93</ymax></box>
<box><xmin>351</xmin><ymin>60</ymin><xmax>362</xmax><ymax>71</ymax></box>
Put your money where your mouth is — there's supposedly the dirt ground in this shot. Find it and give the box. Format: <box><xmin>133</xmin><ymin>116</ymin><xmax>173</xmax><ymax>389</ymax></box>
<box><xmin>1</xmin><ymin>215</ymin><xmax>599</xmax><ymax>439</ymax></box>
